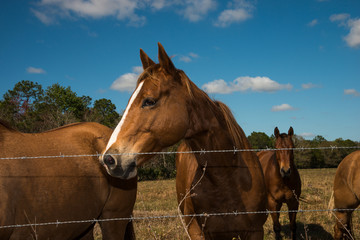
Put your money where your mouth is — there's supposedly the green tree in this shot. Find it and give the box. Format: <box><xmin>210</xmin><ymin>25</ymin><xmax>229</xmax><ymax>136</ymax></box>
<box><xmin>1</xmin><ymin>81</ymin><xmax>123</xmax><ymax>132</ymax></box>
<box><xmin>41</xmin><ymin>84</ymin><xmax>91</xmax><ymax>119</ymax></box>
<box><xmin>248</xmin><ymin>131</ymin><xmax>274</xmax><ymax>149</ymax></box>
<box><xmin>0</xmin><ymin>80</ymin><xmax>43</xmax><ymax>132</ymax></box>
<box><xmin>34</xmin><ymin>84</ymin><xmax>92</xmax><ymax>131</ymax></box>
<box><xmin>312</xmin><ymin>135</ymin><xmax>327</xmax><ymax>145</ymax></box>
<box><xmin>86</xmin><ymin>98</ymin><xmax>120</xmax><ymax>128</ymax></box>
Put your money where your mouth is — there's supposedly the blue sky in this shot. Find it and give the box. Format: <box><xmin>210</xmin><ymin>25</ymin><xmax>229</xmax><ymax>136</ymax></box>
<box><xmin>1</xmin><ymin>0</ymin><xmax>359</xmax><ymax>141</ymax></box>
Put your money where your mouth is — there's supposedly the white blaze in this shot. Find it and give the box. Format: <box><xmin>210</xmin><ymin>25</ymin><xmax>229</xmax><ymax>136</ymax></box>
<box><xmin>104</xmin><ymin>81</ymin><xmax>145</xmax><ymax>153</ymax></box>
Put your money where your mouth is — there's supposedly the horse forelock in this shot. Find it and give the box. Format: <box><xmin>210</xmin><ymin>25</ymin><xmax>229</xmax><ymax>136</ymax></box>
<box><xmin>276</xmin><ymin>133</ymin><xmax>294</xmax><ymax>148</ymax></box>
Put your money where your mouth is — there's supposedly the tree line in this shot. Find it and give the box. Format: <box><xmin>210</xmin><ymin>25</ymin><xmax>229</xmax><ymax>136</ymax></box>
<box><xmin>0</xmin><ymin>80</ymin><xmax>120</xmax><ymax>132</ymax></box>
<box><xmin>1</xmin><ymin>81</ymin><xmax>359</xmax><ymax>180</ymax></box>
<box><xmin>248</xmin><ymin>131</ymin><xmax>359</xmax><ymax>169</ymax></box>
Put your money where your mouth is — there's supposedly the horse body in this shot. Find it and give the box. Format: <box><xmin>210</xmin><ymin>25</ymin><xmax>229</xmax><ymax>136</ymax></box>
<box><xmin>257</xmin><ymin>127</ymin><xmax>301</xmax><ymax>240</ymax></box>
<box><xmin>0</xmin><ymin>121</ymin><xmax>137</xmax><ymax>240</ymax></box>
<box><xmin>101</xmin><ymin>43</ymin><xmax>267</xmax><ymax>239</ymax></box>
<box><xmin>333</xmin><ymin>150</ymin><xmax>360</xmax><ymax>240</ymax></box>
<box><xmin>176</xmin><ymin>102</ymin><xmax>267</xmax><ymax>239</ymax></box>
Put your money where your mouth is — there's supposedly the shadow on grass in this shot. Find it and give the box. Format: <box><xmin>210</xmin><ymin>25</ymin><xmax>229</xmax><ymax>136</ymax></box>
<box><xmin>281</xmin><ymin>222</ymin><xmax>333</xmax><ymax>240</ymax></box>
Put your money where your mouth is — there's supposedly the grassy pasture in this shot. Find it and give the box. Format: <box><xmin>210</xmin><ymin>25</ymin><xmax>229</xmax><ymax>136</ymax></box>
<box><xmin>95</xmin><ymin>168</ymin><xmax>360</xmax><ymax>239</ymax></box>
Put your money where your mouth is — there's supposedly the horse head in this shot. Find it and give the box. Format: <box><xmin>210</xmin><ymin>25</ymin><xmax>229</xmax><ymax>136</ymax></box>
<box><xmin>274</xmin><ymin>127</ymin><xmax>295</xmax><ymax>178</ymax></box>
<box><xmin>100</xmin><ymin>43</ymin><xmax>194</xmax><ymax>179</ymax></box>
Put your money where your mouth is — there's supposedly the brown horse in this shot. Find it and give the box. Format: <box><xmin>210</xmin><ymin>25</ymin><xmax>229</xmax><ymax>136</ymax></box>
<box><xmin>0</xmin><ymin>121</ymin><xmax>137</xmax><ymax>240</ymax></box>
<box><xmin>333</xmin><ymin>150</ymin><xmax>360</xmax><ymax>240</ymax></box>
<box><xmin>257</xmin><ymin>127</ymin><xmax>301</xmax><ymax>240</ymax></box>
<box><xmin>100</xmin><ymin>43</ymin><xmax>268</xmax><ymax>239</ymax></box>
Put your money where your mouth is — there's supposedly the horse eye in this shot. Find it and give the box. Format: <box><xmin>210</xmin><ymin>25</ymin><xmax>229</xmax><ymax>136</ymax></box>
<box><xmin>142</xmin><ymin>98</ymin><xmax>156</xmax><ymax>108</ymax></box>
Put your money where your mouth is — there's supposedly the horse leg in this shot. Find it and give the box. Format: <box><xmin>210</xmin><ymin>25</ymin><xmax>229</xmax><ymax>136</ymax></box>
<box><xmin>269</xmin><ymin>198</ymin><xmax>282</xmax><ymax>240</ymax></box>
<box><xmin>287</xmin><ymin>199</ymin><xmax>299</xmax><ymax>240</ymax></box>
<box><xmin>182</xmin><ymin>199</ymin><xmax>203</xmax><ymax>240</ymax></box>
<box><xmin>333</xmin><ymin>210</ymin><xmax>353</xmax><ymax>240</ymax></box>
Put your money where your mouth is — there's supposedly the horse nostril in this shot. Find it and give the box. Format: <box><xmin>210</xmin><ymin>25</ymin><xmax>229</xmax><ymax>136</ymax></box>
<box><xmin>104</xmin><ymin>155</ymin><xmax>115</xmax><ymax>166</ymax></box>
<box><xmin>280</xmin><ymin>168</ymin><xmax>291</xmax><ymax>177</ymax></box>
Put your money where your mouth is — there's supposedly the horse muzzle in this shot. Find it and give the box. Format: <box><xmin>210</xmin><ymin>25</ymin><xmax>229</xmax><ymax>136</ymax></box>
<box><xmin>280</xmin><ymin>167</ymin><xmax>291</xmax><ymax>178</ymax></box>
<box><xmin>100</xmin><ymin>153</ymin><xmax>137</xmax><ymax>179</ymax></box>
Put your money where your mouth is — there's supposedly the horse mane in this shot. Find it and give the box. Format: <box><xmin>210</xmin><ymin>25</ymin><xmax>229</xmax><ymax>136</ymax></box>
<box><xmin>177</xmin><ymin>71</ymin><xmax>251</xmax><ymax>149</ymax></box>
<box><xmin>214</xmin><ymin>101</ymin><xmax>251</xmax><ymax>150</ymax></box>
<box><xmin>178</xmin><ymin>70</ymin><xmax>251</xmax><ymax>150</ymax></box>
<box><xmin>279</xmin><ymin>133</ymin><xmax>288</xmax><ymax>138</ymax></box>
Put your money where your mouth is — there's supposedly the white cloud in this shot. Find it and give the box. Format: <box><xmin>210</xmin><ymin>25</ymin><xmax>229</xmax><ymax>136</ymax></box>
<box><xmin>329</xmin><ymin>13</ymin><xmax>350</xmax><ymax>25</ymax></box>
<box><xmin>300</xmin><ymin>132</ymin><xmax>315</xmax><ymax>139</ymax></box>
<box><xmin>179</xmin><ymin>56</ymin><xmax>192</xmax><ymax>63</ymax></box>
<box><xmin>179</xmin><ymin>52</ymin><xmax>199</xmax><ymax>63</ymax></box>
<box><xmin>31</xmin><ymin>8</ymin><xmax>56</xmax><ymax>25</ymax></box>
<box><xmin>344</xmin><ymin>89</ymin><xmax>360</xmax><ymax>97</ymax></box>
<box><xmin>150</xmin><ymin>0</ymin><xmax>168</xmax><ymax>10</ymax></box>
<box><xmin>214</xmin><ymin>0</ymin><xmax>254</xmax><ymax>27</ymax></box>
<box><xmin>307</xmin><ymin>19</ymin><xmax>318</xmax><ymax>27</ymax></box>
<box><xmin>33</xmin><ymin>0</ymin><xmax>146</xmax><ymax>26</ymax></box>
<box><xmin>344</xmin><ymin>19</ymin><xmax>360</xmax><ymax>48</ymax></box>
<box><xmin>110</xmin><ymin>66</ymin><xmax>143</xmax><ymax>92</ymax></box>
<box><xmin>202</xmin><ymin>76</ymin><xmax>292</xmax><ymax>94</ymax></box>
<box><xmin>132</xmin><ymin>66</ymin><xmax>143</xmax><ymax>74</ymax></box>
<box><xmin>271</xmin><ymin>104</ymin><xmax>296</xmax><ymax>112</ymax></box>
<box><xmin>214</xmin><ymin>8</ymin><xmax>251</xmax><ymax>27</ymax></box>
<box><xmin>189</xmin><ymin>52</ymin><xmax>199</xmax><ymax>58</ymax></box>
<box><xmin>27</xmin><ymin>67</ymin><xmax>46</xmax><ymax>74</ymax></box>
<box><xmin>181</xmin><ymin>0</ymin><xmax>216</xmax><ymax>22</ymax></box>
<box><xmin>302</xmin><ymin>83</ymin><xmax>321</xmax><ymax>89</ymax></box>
<box><xmin>202</xmin><ymin>79</ymin><xmax>234</xmax><ymax>94</ymax></box>
<box><xmin>32</xmin><ymin>0</ymin><xmax>217</xmax><ymax>26</ymax></box>
<box><xmin>330</xmin><ymin>13</ymin><xmax>360</xmax><ymax>48</ymax></box>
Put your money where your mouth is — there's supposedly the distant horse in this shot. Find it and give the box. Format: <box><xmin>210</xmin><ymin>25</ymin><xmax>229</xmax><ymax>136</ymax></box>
<box><xmin>333</xmin><ymin>150</ymin><xmax>360</xmax><ymax>240</ymax></box>
<box><xmin>100</xmin><ymin>43</ymin><xmax>268</xmax><ymax>239</ymax></box>
<box><xmin>0</xmin><ymin>121</ymin><xmax>136</xmax><ymax>240</ymax></box>
<box><xmin>257</xmin><ymin>127</ymin><xmax>301</xmax><ymax>240</ymax></box>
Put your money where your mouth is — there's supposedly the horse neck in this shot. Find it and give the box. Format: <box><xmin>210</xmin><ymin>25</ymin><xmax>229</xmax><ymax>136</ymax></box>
<box><xmin>184</xmin><ymin>99</ymin><xmax>253</xmax><ymax>168</ymax></box>
<box><xmin>185</xmin><ymin>98</ymin><xmax>232</xmax><ymax>148</ymax></box>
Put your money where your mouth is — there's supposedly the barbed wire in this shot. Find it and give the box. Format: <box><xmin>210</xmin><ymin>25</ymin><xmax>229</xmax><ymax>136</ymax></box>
<box><xmin>1</xmin><ymin>145</ymin><xmax>359</xmax><ymax>230</ymax></box>
<box><xmin>0</xmin><ymin>146</ymin><xmax>359</xmax><ymax>160</ymax></box>
<box><xmin>0</xmin><ymin>208</ymin><xmax>359</xmax><ymax>230</ymax></box>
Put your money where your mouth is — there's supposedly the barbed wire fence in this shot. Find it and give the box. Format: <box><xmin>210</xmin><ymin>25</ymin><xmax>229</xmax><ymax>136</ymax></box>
<box><xmin>1</xmin><ymin>146</ymin><xmax>359</xmax><ymax>160</ymax></box>
<box><xmin>0</xmin><ymin>208</ymin><xmax>359</xmax><ymax>230</ymax></box>
<box><xmin>0</xmin><ymin>145</ymin><xmax>359</xmax><ymax>232</ymax></box>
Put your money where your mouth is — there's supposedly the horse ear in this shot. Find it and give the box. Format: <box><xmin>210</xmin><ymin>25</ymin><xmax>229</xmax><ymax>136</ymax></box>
<box><xmin>288</xmin><ymin>127</ymin><xmax>294</xmax><ymax>136</ymax></box>
<box><xmin>140</xmin><ymin>49</ymin><xmax>155</xmax><ymax>70</ymax></box>
<box><xmin>158</xmin><ymin>42</ymin><xmax>176</xmax><ymax>74</ymax></box>
<box><xmin>274</xmin><ymin>127</ymin><xmax>280</xmax><ymax>138</ymax></box>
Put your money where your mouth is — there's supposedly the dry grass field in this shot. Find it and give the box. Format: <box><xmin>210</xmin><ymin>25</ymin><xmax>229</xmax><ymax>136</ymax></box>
<box><xmin>95</xmin><ymin>168</ymin><xmax>360</xmax><ymax>239</ymax></box>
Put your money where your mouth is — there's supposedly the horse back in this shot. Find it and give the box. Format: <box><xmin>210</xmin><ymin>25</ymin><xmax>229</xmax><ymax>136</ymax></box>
<box><xmin>0</xmin><ymin>122</ymin><xmax>136</xmax><ymax>239</ymax></box>
<box><xmin>334</xmin><ymin>150</ymin><xmax>360</xmax><ymax>208</ymax></box>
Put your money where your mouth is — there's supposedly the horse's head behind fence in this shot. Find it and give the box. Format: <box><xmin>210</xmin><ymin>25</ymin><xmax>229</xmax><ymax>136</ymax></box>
<box><xmin>274</xmin><ymin>127</ymin><xmax>295</xmax><ymax>178</ymax></box>
<box><xmin>100</xmin><ymin>43</ymin><xmax>196</xmax><ymax>179</ymax></box>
